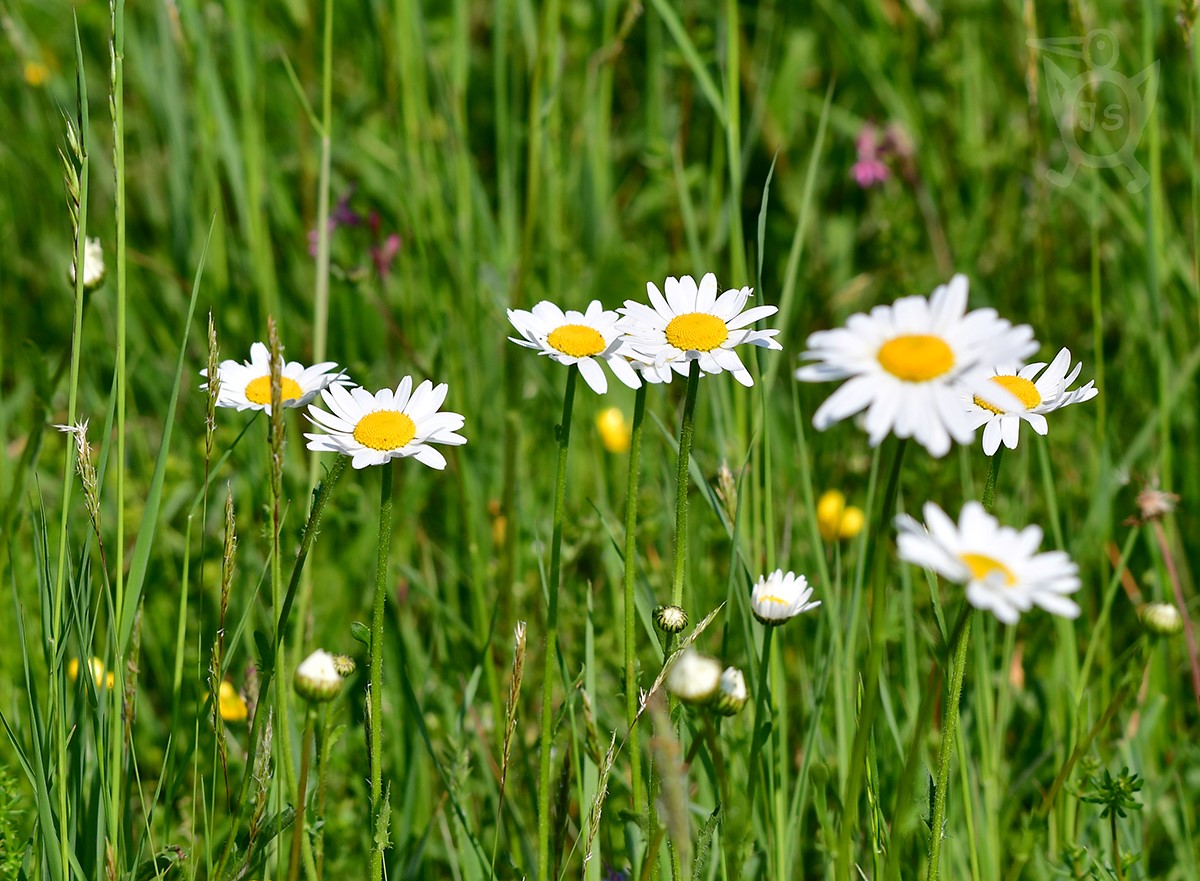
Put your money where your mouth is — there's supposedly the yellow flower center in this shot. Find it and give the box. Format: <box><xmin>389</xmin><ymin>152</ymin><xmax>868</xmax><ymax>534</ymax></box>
<box><xmin>665</xmin><ymin>312</ymin><xmax>729</xmax><ymax>352</ymax></box>
<box><xmin>876</xmin><ymin>334</ymin><xmax>955</xmax><ymax>382</ymax></box>
<box><xmin>353</xmin><ymin>410</ymin><xmax>417</xmax><ymax>451</ymax></box>
<box><xmin>960</xmin><ymin>552</ymin><xmax>1016</xmax><ymax>586</ymax></box>
<box><xmin>761</xmin><ymin>594</ymin><xmax>789</xmax><ymax>606</ymax></box>
<box><xmin>546</xmin><ymin>324</ymin><xmax>607</xmax><ymax>358</ymax></box>
<box><xmin>972</xmin><ymin>375</ymin><xmax>1042</xmax><ymax>415</ymax></box>
<box><xmin>245</xmin><ymin>375</ymin><xmax>304</xmax><ymax>406</ymax></box>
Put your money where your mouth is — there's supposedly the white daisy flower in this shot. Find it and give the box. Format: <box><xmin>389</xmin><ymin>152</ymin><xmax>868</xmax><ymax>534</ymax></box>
<box><xmin>665</xmin><ymin>647</ymin><xmax>723</xmax><ymax>704</ymax></box>
<box><xmin>795</xmin><ymin>274</ymin><xmax>1037</xmax><ymax>457</ymax></box>
<box><xmin>895</xmin><ymin>501</ymin><xmax>1081</xmax><ymax>625</ymax></box>
<box><xmin>750</xmin><ymin>569</ymin><xmax>821</xmax><ymax>626</ymax></box>
<box><xmin>507</xmin><ymin>300</ymin><xmax>641</xmax><ymax>394</ymax></box>
<box><xmin>201</xmin><ymin>342</ymin><xmax>347</xmax><ymax>414</ymax></box>
<box><xmin>966</xmin><ymin>347</ymin><xmax>1098</xmax><ymax>455</ymax></box>
<box><xmin>617</xmin><ymin>273</ymin><xmax>782</xmax><ymax>387</ymax></box>
<box><xmin>304</xmin><ymin>378</ymin><xmax>466</xmax><ymax>470</ymax></box>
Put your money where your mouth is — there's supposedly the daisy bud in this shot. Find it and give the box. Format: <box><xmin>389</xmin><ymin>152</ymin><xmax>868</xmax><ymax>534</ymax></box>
<box><xmin>654</xmin><ymin>604</ymin><xmax>689</xmax><ymax>634</ymax></box>
<box><xmin>294</xmin><ymin>650</ymin><xmax>345</xmax><ymax>703</ymax></box>
<box><xmin>1139</xmin><ymin>602</ymin><xmax>1184</xmax><ymax>637</ymax></box>
<box><xmin>331</xmin><ymin>654</ymin><xmax>357</xmax><ymax>677</ymax></box>
<box><xmin>713</xmin><ymin>666</ymin><xmax>748</xmax><ymax>716</ymax></box>
<box><xmin>67</xmin><ymin>237</ymin><xmax>106</xmax><ymax>293</ymax></box>
<box><xmin>666</xmin><ymin>648</ymin><xmax>722</xmax><ymax>704</ymax></box>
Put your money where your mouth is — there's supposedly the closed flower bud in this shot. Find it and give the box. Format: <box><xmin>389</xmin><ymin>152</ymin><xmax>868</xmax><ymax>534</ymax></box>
<box><xmin>713</xmin><ymin>666</ymin><xmax>748</xmax><ymax>716</ymax></box>
<box><xmin>654</xmin><ymin>604</ymin><xmax>688</xmax><ymax>634</ymax></box>
<box><xmin>294</xmin><ymin>650</ymin><xmax>345</xmax><ymax>703</ymax></box>
<box><xmin>666</xmin><ymin>648</ymin><xmax>722</xmax><ymax>704</ymax></box>
<box><xmin>331</xmin><ymin>654</ymin><xmax>357</xmax><ymax>677</ymax></box>
<box><xmin>1139</xmin><ymin>602</ymin><xmax>1184</xmax><ymax>637</ymax></box>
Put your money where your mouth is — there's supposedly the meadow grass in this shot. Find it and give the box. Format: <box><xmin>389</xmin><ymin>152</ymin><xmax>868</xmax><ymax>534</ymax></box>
<box><xmin>1</xmin><ymin>1</ymin><xmax>1199</xmax><ymax>879</ymax></box>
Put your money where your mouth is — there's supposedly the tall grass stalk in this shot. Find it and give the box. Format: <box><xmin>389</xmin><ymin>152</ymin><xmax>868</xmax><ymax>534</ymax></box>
<box><xmin>670</xmin><ymin>361</ymin><xmax>702</xmax><ymax>612</ymax></box>
<box><xmin>537</xmin><ymin>364</ymin><xmax>578</xmax><ymax>881</ymax></box>
<box><xmin>622</xmin><ymin>384</ymin><xmax>648</xmax><ymax>814</ymax></box>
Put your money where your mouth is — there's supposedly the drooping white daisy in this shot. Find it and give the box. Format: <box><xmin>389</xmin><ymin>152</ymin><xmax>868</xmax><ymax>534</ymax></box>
<box><xmin>795</xmin><ymin>274</ymin><xmax>1037</xmax><ymax>457</ymax></box>
<box><xmin>618</xmin><ymin>273</ymin><xmax>781</xmax><ymax>387</ymax></box>
<box><xmin>895</xmin><ymin>501</ymin><xmax>1081</xmax><ymax>625</ymax></box>
<box><xmin>507</xmin><ymin>300</ymin><xmax>641</xmax><ymax>394</ymax></box>
<box><xmin>201</xmin><ymin>342</ymin><xmax>347</xmax><ymax>414</ymax></box>
<box><xmin>750</xmin><ymin>569</ymin><xmax>821</xmax><ymax>626</ymax></box>
<box><xmin>304</xmin><ymin>378</ymin><xmax>466</xmax><ymax>470</ymax></box>
<box><xmin>966</xmin><ymin>347</ymin><xmax>1098</xmax><ymax>455</ymax></box>
<box><xmin>665</xmin><ymin>647</ymin><xmax>723</xmax><ymax>704</ymax></box>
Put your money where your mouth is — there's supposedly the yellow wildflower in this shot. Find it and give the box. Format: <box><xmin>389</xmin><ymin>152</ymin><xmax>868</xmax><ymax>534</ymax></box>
<box><xmin>595</xmin><ymin>407</ymin><xmax>631</xmax><ymax>453</ymax></box>
<box><xmin>24</xmin><ymin>61</ymin><xmax>50</xmax><ymax>87</ymax></box>
<box><xmin>218</xmin><ymin>681</ymin><xmax>249</xmax><ymax>723</ymax></box>
<box><xmin>67</xmin><ymin>657</ymin><xmax>114</xmax><ymax>689</ymax></box>
<box><xmin>816</xmin><ymin>490</ymin><xmax>865</xmax><ymax>542</ymax></box>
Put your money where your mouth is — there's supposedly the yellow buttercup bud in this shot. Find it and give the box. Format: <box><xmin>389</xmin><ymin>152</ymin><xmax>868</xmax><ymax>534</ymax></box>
<box><xmin>68</xmin><ymin>657</ymin><xmax>113</xmax><ymax>689</ymax></box>
<box><xmin>817</xmin><ymin>490</ymin><xmax>864</xmax><ymax>541</ymax></box>
<box><xmin>218</xmin><ymin>681</ymin><xmax>249</xmax><ymax>723</ymax></box>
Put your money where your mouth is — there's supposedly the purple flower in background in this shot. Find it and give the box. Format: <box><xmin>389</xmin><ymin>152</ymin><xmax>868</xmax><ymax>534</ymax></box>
<box><xmin>308</xmin><ymin>189</ymin><xmax>364</xmax><ymax>256</ymax></box>
<box><xmin>851</xmin><ymin>122</ymin><xmax>891</xmax><ymax>188</ymax></box>
<box><xmin>371</xmin><ymin>234</ymin><xmax>402</xmax><ymax>279</ymax></box>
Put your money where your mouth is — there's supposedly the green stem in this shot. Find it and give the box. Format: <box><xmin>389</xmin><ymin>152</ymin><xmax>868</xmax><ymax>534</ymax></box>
<box><xmin>981</xmin><ymin>447</ymin><xmax>1004</xmax><ymax>514</ymax></box>
<box><xmin>537</xmin><ymin>364</ymin><xmax>578</xmax><ymax>881</ymax></box>
<box><xmin>369</xmin><ymin>460</ymin><xmax>395</xmax><ymax>881</ymax></box>
<box><xmin>744</xmin><ymin>625</ymin><xmax>774</xmax><ymax>851</ymax></box>
<box><xmin>836</xmin><ymin>438</ymin><xmax>907</xmax><ymax>879</ymax></box>
<box><xmin>670</xmin><ymin>361</ymin><xmax>702</xmax><ymax>609</ymax></box>
<box><xmin>1111</xmin><ymin>809</ymin><xmax>1123</xmax><ymax>881</ymax></box>
<box><xmin>623</xmin><ymin>383</ymin><xmax>648</xmax><ymax>815</ymax></box>
<box><xmin>927</xmin><ymin>606</ymin><xmax>974</xmax><ymax>881</ymax></box>
<box><xmin>290</xmin><ymin>705</ymin><xmax>316</xmax><ymax>881</ymax></box>
<box><xmin>315</xmin><ymin>703</ymin><xmax>331</xmax><ymax>881</ymax></box>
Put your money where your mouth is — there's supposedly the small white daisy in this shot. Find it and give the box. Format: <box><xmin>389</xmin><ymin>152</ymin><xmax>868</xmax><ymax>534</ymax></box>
<box><xmin>304</xmin><ymin>378</ymin><xmax>466</xmax><ymax>470</ymax></box>
<box><xmin>201</xmin><ymin>342</ymin><xmax>347</xmax><ymax>414</ymax></box>
<box><xmin>750</xmin><ymin>569</ymin><xmax>821</xmax><ymax>626</ymax></box>
<box><xmin>795</xmin><ymin>274</ymin><xmax>1037</xmax><ymax>457</ymax></box>
<box><xmin>895</xmin><ymin>501</ymin><xmax>1081</xmax><ymax>625</ymax></box>
<box><xmin>967</xmin><ymin>347</ymin><xmax>1098</xmax><ymax>455</ymax></box>
<box><xmin>665</xmin><ymin>647</ymin><xmax>723</xmax><ymax>704</ymax></box>
<box><xmin>507</xmin><ymin>300</ymin><xmax>641</xmax><ymax>394</ymax></box>
<box><xmin>618</xmin><ymin>273</ymin><xmax>781</xmax><ymax>387</ymax></box>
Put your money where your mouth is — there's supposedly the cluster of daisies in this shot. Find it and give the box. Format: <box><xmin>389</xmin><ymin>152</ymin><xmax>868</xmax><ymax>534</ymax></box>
<box><xmin>796</xmin><ymin>273</ymin><xmax>1097</xmax><ymax>624</ymax></box>
<box><xmin>507</xmin><ymin>272</ymin><xmax>782</xmax><ymax>391</ymax></box>
<box><xmin>201</xmin><ymin>341</ymin><xmax>466</xmax><ymax>470</ymax></box>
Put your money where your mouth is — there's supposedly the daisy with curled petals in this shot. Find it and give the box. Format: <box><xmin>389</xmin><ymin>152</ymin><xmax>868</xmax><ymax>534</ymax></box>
<box><xmin>895</xmin><ymin>501</ymin><xmax>1081</xmax><ymax>624</ymax></box>
<box><xmin>617</xmin><ymin>273</ymin><xmax>782</xmax><ymax>387</ymax></box>
<box><xmin>795</xmin><ymin>274</ymin><xmax>1038</xmax><ymax>457</ymax></box>
<box><xmin>201</xmin><ymin>341</ymin><xmax>347</xmax><ymax>413</ymax></box>
<box><xmin>507</xmin><ymin>300</ymin><xmax>641</xmax><ymax>394</ymax></box>
<box><xmin>304</xmin><ymin>378</ymin><xmax>466</xmax><ymax>470</ymax></box>
<box><xmin>750</xmin><ymin>569</ymin><xmax>821</xmax><ymax>626</ymax></box>
<box><xmin>966</xmin><ymin>347</ymin><xmax>1098</xmax><ymax>456</ymax></box>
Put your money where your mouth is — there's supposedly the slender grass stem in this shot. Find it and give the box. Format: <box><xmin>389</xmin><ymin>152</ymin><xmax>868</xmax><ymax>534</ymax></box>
<box><xmin>623</xmin><ymin>383</ymin><xmax>648</xmax><ymax>815</ymax></box>
<box><xmin>836</xmin><ymin>438</ymin><xmax>906</xmax><ymax>879</ymax></box>
<box><xmin>537</xmin><ymin>364</ymin><xmax>577</xmax><ymax>881</ymax></box>
<box><xmin>927</xmin><ymin>605</ymin><xmax>973</xmax><ymax>881</ymax></box>
<box><xmin>670</xmin><ymin>361</ymin><xmax>702</xmax><ymax>610</ymax></box>
<box><xmin>744</xmin><ymin>625</ymin><xmax>774</xmax><ymax>850</ymax></box>
<box><xmin>368</xmin><ymin>460</ymin><xmax>395</xmax><ymax>881</ymax></box>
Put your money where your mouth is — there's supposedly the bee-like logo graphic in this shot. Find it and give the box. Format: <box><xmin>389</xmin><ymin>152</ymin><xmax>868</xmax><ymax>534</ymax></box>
<box><xmin>1029</xmin><ymin>29</ymin><xmax>1158</xmax><ymax>193</ymax></box>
